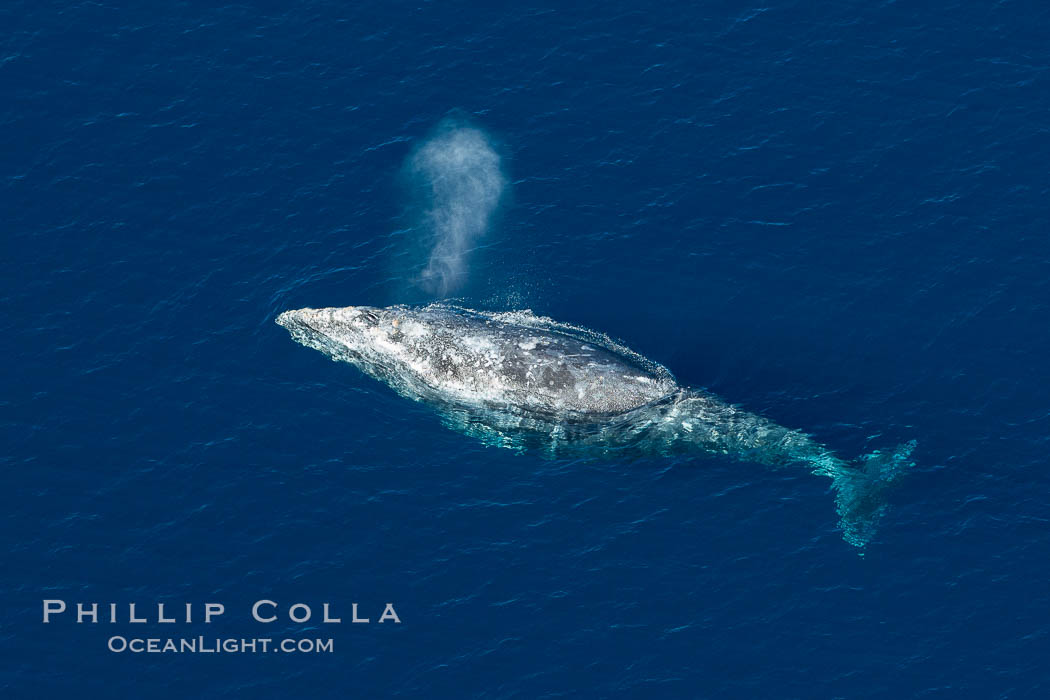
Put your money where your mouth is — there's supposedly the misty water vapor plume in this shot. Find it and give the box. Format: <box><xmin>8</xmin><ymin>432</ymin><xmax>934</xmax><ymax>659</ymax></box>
<box><xmin>408</xmin><ymin>117</ymin><xmax>506</xmax><ymax>296</ymax></box>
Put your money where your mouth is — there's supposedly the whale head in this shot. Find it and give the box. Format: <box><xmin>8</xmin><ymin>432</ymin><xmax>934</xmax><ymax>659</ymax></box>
<box><xmin>275</xmin><ymin>305</ymin><xmax>411</xmax><ymax>376</ymax></box>
<box><xmin>277</xmin><ymin>304</ymin><xmax>506</xmax><ymax>406</ymax></box>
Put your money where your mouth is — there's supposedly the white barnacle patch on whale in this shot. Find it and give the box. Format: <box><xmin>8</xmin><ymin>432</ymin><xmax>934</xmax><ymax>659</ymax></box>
<box><xmin>463</xmin><ymin>335</ymin><xmax>496</xmax><ymax>353</ymax></box>
<box><xmin>401</xmin><ymin>321</ymin><xmax>430</xmax><ymax>339</ymax></box>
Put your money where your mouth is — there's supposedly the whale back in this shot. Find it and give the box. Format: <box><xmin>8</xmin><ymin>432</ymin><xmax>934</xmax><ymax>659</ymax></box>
<box><xmin>393</xmin><ymin>306</ymin><xmax>678</xmax><ymax>415</ymax></box>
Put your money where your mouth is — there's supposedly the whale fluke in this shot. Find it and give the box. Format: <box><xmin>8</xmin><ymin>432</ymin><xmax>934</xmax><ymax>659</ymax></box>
<box><xmin>831</xmin><ymin>440</ymin><xmax>918</xmax><ymax>549</ymax></box>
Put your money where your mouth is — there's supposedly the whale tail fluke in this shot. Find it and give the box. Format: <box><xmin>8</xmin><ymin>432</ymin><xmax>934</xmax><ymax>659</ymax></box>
<box><xmin>831</xmin><ymin>440</ymin><xmax>917</xmax><ymax>549</ymax></box>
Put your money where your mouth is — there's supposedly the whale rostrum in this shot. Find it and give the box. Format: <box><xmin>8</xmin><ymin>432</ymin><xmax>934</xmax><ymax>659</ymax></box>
<box><xmin>277</xmin><ymin>304</ymin><xmax>915</xmax><ymax>548</ymax></box>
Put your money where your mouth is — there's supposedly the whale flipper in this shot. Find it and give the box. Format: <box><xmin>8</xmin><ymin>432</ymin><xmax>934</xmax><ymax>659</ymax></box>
<box><xmin>832</xmin><ymin>440</ymin><xmax>917</xmax><ymax>549</ymax></box>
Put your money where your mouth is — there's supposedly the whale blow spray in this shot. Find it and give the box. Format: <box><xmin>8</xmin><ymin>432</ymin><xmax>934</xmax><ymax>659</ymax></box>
<box><xmin>408</xmin><ymin>118</ymin><xmax>506</xmax><ymax>296</ymax></box>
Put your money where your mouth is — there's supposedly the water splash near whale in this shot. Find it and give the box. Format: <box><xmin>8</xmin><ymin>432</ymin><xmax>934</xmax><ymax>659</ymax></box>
<box><xmin>407</xmin><ymin>118</ymin><xmax>506</xmax><ymax>297</ymax></box>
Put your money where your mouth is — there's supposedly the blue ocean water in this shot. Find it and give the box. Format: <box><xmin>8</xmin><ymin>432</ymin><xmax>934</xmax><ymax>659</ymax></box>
<box><xmin>3</xmin><ymin>0</ymin><xmax>1049</xmax><ymax>697</ymax></box>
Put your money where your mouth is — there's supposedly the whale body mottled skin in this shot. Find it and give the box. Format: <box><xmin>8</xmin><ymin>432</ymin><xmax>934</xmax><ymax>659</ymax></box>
<box><xmin>277</xmin><ymin>304</ymin><xmax>678</xmax><ymax>416</ymax></box>
<box><xmin>277</xmin><ymin>303</ymin><xmax>915</xmax><ymax>548</ymax></box>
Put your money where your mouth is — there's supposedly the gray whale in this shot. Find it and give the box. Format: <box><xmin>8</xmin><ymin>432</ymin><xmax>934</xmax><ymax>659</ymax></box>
<box><xmin>277</xmin><ymin>303</ymin><xmax>915</xmax><ymax>548</ymax></box>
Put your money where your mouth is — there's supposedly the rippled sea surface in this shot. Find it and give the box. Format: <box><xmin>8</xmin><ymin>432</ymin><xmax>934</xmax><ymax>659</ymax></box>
<box><xmin>4</xmin><ymin>1</ymin><xmax>1050</xmax><ymax>697</ymax></box>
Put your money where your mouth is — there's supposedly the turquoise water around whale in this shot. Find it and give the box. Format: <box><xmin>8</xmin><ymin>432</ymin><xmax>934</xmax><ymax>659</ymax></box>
<box><xmin>3</xmin><ymin>1</ymin><xmax>1050</xmax><ymax>698</ymax></box>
